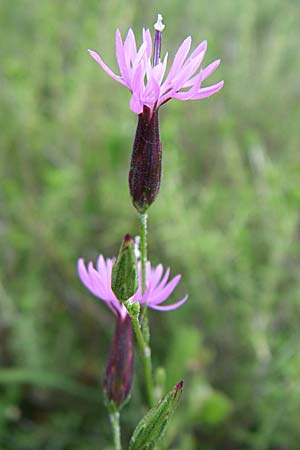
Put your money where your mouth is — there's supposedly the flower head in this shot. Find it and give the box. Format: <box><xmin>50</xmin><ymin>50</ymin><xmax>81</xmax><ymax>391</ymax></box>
<box><xmin>78</xmin><ymin>255</ymin><xmax>188</xmax><ymax>318</ymax></box>
<box><xmin>89</xmin><ymin>14</ymin><xmax>224</xmax><ymax>115</ymax></box>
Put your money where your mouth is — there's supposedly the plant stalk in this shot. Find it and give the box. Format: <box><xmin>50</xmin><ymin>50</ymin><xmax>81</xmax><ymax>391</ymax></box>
<box><xmin>139</xmin><ymin>212</ymin><xmax>148</xmax><ymax>295</ymax></box>
<box><xmin>109</xmin><ymin>411</ymin><xmax>122</xmax><ymax>450</ymax></box>
<box><xmin>129</xmin><ymin>310</ymin><xmax>154</xmax><ymax>407</ymax></box>
<box><xmin>139</xmin><ymin>212</ymin><xmax>150</xmax><ymax>342</ymax></box>
<box><xmin>139</xmin><ymin>212</ymin><xmax>154</xmax><ymax>407</ymax></box>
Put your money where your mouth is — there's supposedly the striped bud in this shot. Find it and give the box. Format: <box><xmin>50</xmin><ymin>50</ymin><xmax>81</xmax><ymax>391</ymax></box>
<box><xmin>111</xmin><ymin>234</ymin><xmax>138</xmax><ymax>303</ymax></box>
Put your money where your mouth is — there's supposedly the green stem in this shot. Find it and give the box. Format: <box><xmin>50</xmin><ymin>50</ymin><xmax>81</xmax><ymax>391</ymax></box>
<box><xmin>138</xmin><ymin>212</ymin><xmax>155</xmax><ymax>407</ymax></box>
<box><xmin>109</xmin><ymin>411</ymin><xmax>122</xmax><ymax>450</ymax></box>
<box><xmin>139</xmin><ymin>212</ymin><xmax>150</xmax><ymax>343</ymax></box>
<box><xmin>139</xmin><ymin>212</ymin><xmax>148</xmax><ymax>295</ymax></box>
<box><xmin>129</xmin><ymin>310</ymin><xmax>154</xmax><ymax>407</ymax></box>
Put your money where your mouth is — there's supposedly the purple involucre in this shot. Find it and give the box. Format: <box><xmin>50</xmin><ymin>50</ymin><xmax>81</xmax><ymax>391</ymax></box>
<box><xmin>78</xmin><ymin>255</ymin><xmax>188</xmax><ymax>318</ymax></box>
<box><xmin>88</xmin><ymin>15</ymin><xmax>224</xmax><ymax>115</ymax></box>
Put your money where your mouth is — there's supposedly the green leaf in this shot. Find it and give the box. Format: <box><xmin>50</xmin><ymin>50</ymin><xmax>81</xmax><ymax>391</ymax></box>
<box><xmin>129</xmin><ymin>381</ymin><xmax>183</xmax><ymax>450</ymax></box>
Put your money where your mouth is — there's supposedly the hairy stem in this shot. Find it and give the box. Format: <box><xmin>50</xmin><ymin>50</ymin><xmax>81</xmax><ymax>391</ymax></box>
<box><xmin>138</xmin><ymin>212</ymin><xmax>155</xmax><ymax>407</ymax></box>
<box><xmin>109</xmin><ymin>411</ymin><xmax>122</xmax><ymax>450</ymax></box>
<box><xmin>139</xmin><ymin>212</ymin><xmax>150</xmax><ymax>342</ymax></box>
<box><xmin>139</xmin><ymin>212</ymin><xmax>148</xmax><ymax>295</ymax></box>
<box><xmin>129</xmin><ymin>310</ymin><xmax>154</xmax><ymax>407</ymax></box>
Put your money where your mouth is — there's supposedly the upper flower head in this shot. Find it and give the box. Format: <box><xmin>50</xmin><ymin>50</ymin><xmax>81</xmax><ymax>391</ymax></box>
<box><xmin>88</xmin><ymin>14</ymin><xmax>224</xmax><ymax>115</ymax></box>
<box><xmin>78</xmin><ymin>255</ymin><xmax>188</xmax><ymax>318</ymax></box>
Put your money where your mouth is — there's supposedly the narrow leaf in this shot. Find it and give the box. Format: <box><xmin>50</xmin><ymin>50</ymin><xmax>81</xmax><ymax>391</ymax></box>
<box><xmin>129</xmin><ymin>381</ymin><xmax>183</xmax><ymax>450</ymax></box>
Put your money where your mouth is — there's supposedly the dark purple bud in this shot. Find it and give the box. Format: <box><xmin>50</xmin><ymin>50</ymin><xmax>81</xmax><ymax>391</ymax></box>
<box><xmin>104</xmin><ymin>314</ymin><xmax>134</xmax><ymax>408</ymax></box>
<box><xmin>129</xmin><ymin>106</ymin><xmax>162</xmax><ymax>213</ymax></box>
<box><xmin>174</xmin><ymin>380</ymin><xmax>184</xmax><ymax>397</ymax></box>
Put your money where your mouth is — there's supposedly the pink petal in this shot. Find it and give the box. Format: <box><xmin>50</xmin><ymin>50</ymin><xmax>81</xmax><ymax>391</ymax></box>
<box><xmin>132</xmin><ymin>42</ymin><xmax>147</xmax><ymax>72</ymax></box>
<box><xmin>115</xmin><ymin>29</ymin><xmax>130</xmax><ymax>85</ymax></box>
<box><xmin>133</xmin><ymin>274</ymin><xmax>151</xmax><ymax>305</ymax></box>
<box><xmin>143</xmin><ymin>75</ymin><xmax>160</xmax><ymax>106</ymax></box>
<box><xmin>151</xmin><ymin>56</ymin><xmax>168</xmax><ymax>85</ymax></box>
<box><xmin>129</xmin><ymin>67</ymin><xmax>146</xmax><ymax>114</ymax></box>
<box><xmin>157</xmin><ymin>89</ymin><xmax>174</xmax><ymax>107</ymax></box>
<box><xmin>200</xmin><ymin>59</ymin><xmax>221</xmax><ymax>81</ymax></box>
<box><xmin>190</xmin><ymin>80</ymin><xmax>224</xmax><ymax>99</ymax></box>
<box><xmin>78</xmin><ymin>259</ymin><xmax>98</xmax><ymax>296</ymax></box>
<box><xmin>78</xmin><ymin>257</ymin><xmax>129</xmax><ymax>319</ymax></box>
<box><xmin>159</xmin><ymin>45</ymin><xmax>207</xmax><ymax>105</ymax></box>
<box><xmin>171</xmin><ymin>50</ymin><xmax>206</xmax><ymax>89</ymax></box>
<box><xmin>142</xmin><ymin>28</ymin><xmax>152</xmax><ymax>58</ymax></box>
<box><xmin>96</xmin><ymin>256</ymin><xmax>112</xmax><ymax>297</ymax></box>
<box><xmin>131</xmin><ymin>284</ymin><xmax>142</xmax><ymax>303</ymax></box>
<box><xmin>150</xmin><ymin>274</ymin><xmax>182</xmax><ymax>305</ymax></box>
<box><xmin>131</xmin><ymin>64</ymin><xmax>144</xmax><ymax>97</ymax></box>
<box><xmin>181</xmin><ymin>53</ymin><xmax>214</xmax><ymax>89</ymax></box>
<box><xmin>93</xmin><ymin>258</ymin><xmax>125</xmax><ymax>314</ymax></box>
<box><xmin>105</xmin><ymin>258</ymin><xmax>115</xmax><ymax>295</ymax></box>
<box><xmin>172</xmin><ymin>71</ymin><xmax>203</xmax><ymax>101</ymax></box>
<box><xmin>158</xmin><ymin>65</ymin><xmax>201</xmax><ymax>106</ymax></box>
<box><xmin>149</xmin><ymin>264</ymin><xmax>164</xmax><ymax>290</ymax></box>
<box><xmin>109</xmin><ymin>296</ymin><xmax>125</xmax><ymax>315</ymax></box>
<box><xmin>156</xmin><ymin>267</ymin><xmax>171</xmax><ymax>291</ymax></box>
<box><xmin>124</xmin><ymin>28</ymin><xmax>137</xmax><ymax>65</ymax></box>
<box><xmin>166</xmin><ymin>36</ymin><xmax>192</xmax><ymax>81</ymax></box>
<box><xmin>97</xmin><ymin>255</ymin><xmax>107</xmax><ymax>278</ymax></box>
<box><xmin>134</xmin><ymin>261</ymin><xmax>152</xmax><ymax>304</ymax></box>
<box><xmin>140</xmin><ymin>276</ymin><xmax>154</xmax><ymax>304</ymax></box>
<box><xmin>78</xmin><ymin>259</ymin><xmax>109</xmax><ymax>300</ymax></box>
<box><xmin>184</xmin><ymin>40</ymin><xmax>207</xmax><ymax>66</ymax></box>
<box><xmin>130</xmin><ymin>93</ymin><xmax>144</xmax><ymax>114</ymax></box>
<box><xmin>118</xmin><ymin>304</ymin><xmax>129</xmax><ymax>319</ymax></box>
<box><xmin>149</xmin><ymin>294</ymin><xmax>188</xmax><ymax>311</ymax></box>
<box><xmin>83</xmin><ymin>263</ymin><xmax>99</xmax><ymax>295</ymax></box>
<box><xmin>88</xmin><ymin>50</ymin><xmax>127</xmax><ymax>86</ymax></box>
<box><xmin>89</xmin><ymin>264</ymin><xmax>112</xmax><ymax>300</ymax></box>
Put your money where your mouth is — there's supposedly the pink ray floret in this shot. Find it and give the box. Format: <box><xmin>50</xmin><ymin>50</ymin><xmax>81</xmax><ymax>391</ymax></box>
<box><xmin>78</xmin><ymin>255</ymin><xmax>188</xmax><ymax>318</ymax></box>
<box><xmin>88</xmin><ymin>16</ymin><xmax>224</xmax><ymax>114</ymax></box>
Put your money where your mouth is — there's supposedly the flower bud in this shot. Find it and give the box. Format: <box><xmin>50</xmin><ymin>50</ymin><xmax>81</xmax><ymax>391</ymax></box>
<box><xmin>111</xmin><ymin>234</ymin><xmax>138</xmax><ymax>303</ymax></box>
<box><xmin>104</xmin><ymin>314</ymin><xmax>134</xmax><ymax>408</ymax></box>
<box><xmin>129</xmin><ymin>107</ymin><xmax>162</xmax><ymax>213</ymax></box>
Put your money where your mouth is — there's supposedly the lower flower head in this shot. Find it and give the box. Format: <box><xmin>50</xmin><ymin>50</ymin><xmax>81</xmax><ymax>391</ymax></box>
<box><xmin>78</xmin><ymin>255</ymin><xmax>188</xmax><ymax>317</ymax></box>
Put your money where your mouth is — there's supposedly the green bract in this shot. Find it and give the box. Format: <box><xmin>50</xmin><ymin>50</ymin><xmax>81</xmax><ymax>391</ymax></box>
<box><xmin>129</xmin><ymin>381</ymin><xmax>183</xmax><ymax>450</ymax></box>
<box><xmin>111</xmin><ymin>235</ymin><xmax>138</xmax><ymax>303</ymax></box>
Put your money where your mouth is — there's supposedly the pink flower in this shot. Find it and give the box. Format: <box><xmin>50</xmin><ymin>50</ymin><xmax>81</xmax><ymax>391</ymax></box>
<box><xmin>78</xmin><ymin>255</ymin><xmax>188</xmax><ymax>318</ymax></box>
<box><xmin>88</xmin><ymin>14</ymin><xmax>224</xmax><ymax>115</ymax></box>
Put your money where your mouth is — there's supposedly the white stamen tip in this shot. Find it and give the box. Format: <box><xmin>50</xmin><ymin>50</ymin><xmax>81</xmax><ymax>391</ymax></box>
<box><xmin>154</xmin><ymin>13</ymin><xmax>165</xmax><ymax>32</ymax></box>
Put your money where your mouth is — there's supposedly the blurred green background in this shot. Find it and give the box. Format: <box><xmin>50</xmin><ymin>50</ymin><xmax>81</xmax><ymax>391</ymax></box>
<box><xmin>1</xmin><ymin>0</ymin><xmax>300</xmax><ymax>449</ymax></box>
